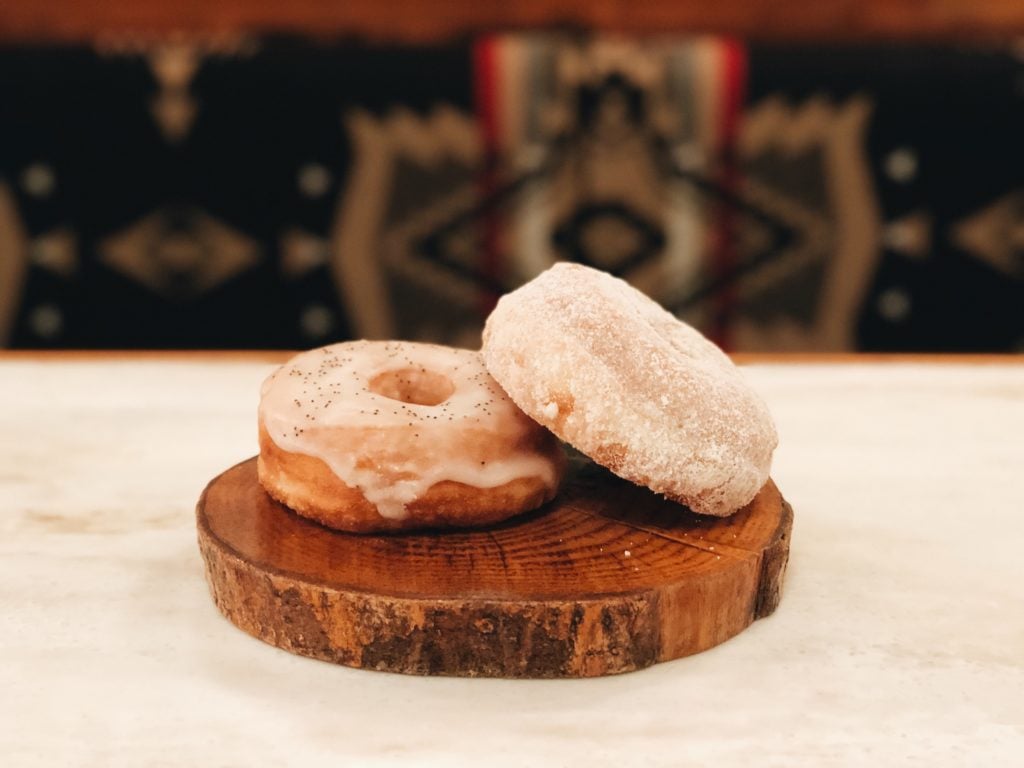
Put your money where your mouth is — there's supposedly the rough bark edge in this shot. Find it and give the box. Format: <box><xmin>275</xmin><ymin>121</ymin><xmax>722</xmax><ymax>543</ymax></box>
<box><xmin>754</xmin><ymin>496</ymin><xmax>794</xmax><ymax>619</ymax></box>
<box><xmin>198</xmin><ymin>529</ymin><xmax>661</xmax><ymax>678</ymax></box>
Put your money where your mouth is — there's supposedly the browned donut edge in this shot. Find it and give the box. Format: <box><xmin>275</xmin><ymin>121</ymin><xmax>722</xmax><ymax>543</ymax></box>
<box><xmin>257</xmin><ymin>424</ymin><xmax>565</xmax><ymax>533</ymax></box>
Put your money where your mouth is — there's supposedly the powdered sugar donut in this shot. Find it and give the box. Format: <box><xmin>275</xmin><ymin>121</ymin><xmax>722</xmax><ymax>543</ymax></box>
<box><xmin>482</xmin><ymin>263</ymin><xmax>777</xmax><ymax>517</ymax></box>
<box><xmin>258</xmin><ymin>341</ymin><xmax>566</xmax><ymax>532</ymax></box>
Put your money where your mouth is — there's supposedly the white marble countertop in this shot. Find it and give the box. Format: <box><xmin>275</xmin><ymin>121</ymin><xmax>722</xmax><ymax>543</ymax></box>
<box><xmin>1</xmin><ymin>355</ymin><xmax>1022</xmax><ymax>767</ymax></box>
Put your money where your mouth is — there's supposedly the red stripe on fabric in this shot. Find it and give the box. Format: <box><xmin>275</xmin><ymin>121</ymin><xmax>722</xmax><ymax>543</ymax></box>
<box><xmin>711</xmin><ymin>39</ymin><xmax>748</xmax><ymax>350</ymax></box>
<box><xmin>473</xmin><ymin>35</ymin><xmax>502</xmax><ymax>315</ymax></box>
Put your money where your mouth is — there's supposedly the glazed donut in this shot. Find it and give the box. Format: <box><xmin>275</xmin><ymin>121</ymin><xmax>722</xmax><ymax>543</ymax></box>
<box><xmin>481</xmin><ymin>263</ymin><xmax>777</xmax><ymax>517</ymax></box>
<box><xmin>257</xmin><ymin>341</ymin><xmax>566</xmax><ymax>532</ymax></box>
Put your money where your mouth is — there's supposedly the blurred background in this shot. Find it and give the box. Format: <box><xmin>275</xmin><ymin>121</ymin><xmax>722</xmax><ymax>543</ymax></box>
<box><xmin>0</xmin><ymin>1</ymin><xmax>1021</xmax><ymax>352</ymax></box>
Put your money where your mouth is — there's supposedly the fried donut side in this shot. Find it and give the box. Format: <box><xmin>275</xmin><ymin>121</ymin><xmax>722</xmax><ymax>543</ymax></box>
<box><xmin>257</xmin><ymin>425</ymin><xmax>562</xmax><ymax>532</ymax></box>
<box><xmin>481</xmin><ymin>263</ymin><xmax>777</xmax><ymax>517</ymax></box>
<box><xmin>258</xmin><ymin>341</ymin><xmax>565</xmax><ymax>532</ymax></box>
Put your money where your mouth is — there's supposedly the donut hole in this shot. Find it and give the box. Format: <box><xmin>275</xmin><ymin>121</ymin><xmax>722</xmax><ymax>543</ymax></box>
<box><xmin>369</xmin><ymin>368</ymin><xmax>455</xmax><ymax>406</ymax></box>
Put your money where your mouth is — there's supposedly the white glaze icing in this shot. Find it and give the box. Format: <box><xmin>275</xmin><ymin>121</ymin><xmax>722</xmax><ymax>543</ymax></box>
<box><xmin>259</xmin><ymin>341</ymin><xmax>558</xmax><ymax>519</ymax></box>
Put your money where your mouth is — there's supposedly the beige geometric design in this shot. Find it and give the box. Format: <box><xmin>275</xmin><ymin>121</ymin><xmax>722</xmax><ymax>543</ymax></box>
<box><xmin>99</xmin><ymin>208</ymin><xmax>261</xmax><ymax>299</ymax></box>
<box><xmin>30</xmin><ymin>230</ymin><xmax>79</xmax><ymax>277</ymax></box>
<box><xmin>332</xmin><ymin>107</ymin><xmax>482</xmax><ymax>339</ymax></box>
<box><xmin>280</xmin><ymin>228</ymin><xmax>330</xmax><ymax>278</ymax></box>
<box><xmin>148</xmin><ymin>43</ymin><xmax>200</xmax><ymax>143</ymax></box>
<box><xmin>96</xmin><ymin>35</ymin><xmax>258</xmax><ymax>144</ymax></box>
<box><xmin>0</xmin><ymin>182</ymin><xmax>29</xmax><ymax>345</ymax></box>
<box><xmin>733</xmin><ymin>95</ymin><xmax>880</xmax><ymax>352</ymax></box>
<box><xmin>952</xmin><ymin>192</ymin><xmax>1024</xmax><ymax>279</ymax></box>
<box><xmin>882</xmin><ymin>211</ymin><xmax>932</xmax><ymax>260</ymax></box>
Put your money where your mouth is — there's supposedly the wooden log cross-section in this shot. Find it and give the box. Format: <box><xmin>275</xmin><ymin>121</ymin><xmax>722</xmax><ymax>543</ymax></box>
<box><xmin>197</xmin><ymin>457</ymin><xmax>793</xmax><ymax>678</ymax></box>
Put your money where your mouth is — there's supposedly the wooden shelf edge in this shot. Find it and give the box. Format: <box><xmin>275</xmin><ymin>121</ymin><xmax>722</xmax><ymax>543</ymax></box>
<box><xmin>0</xmin><ymin>350</ymin><xmax>1021</xmax><ymax>365</ymax></box>
<box><xmin>0</xmin><ymin>0</ymin><xmax>1023</xmax><ymax>45</ymax></box>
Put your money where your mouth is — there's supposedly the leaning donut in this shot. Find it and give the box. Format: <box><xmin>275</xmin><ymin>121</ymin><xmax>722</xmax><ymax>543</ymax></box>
<box><xmin>481</xmin><ymin>263</ymin><xmax>777</xmax><ymax>517</ymax></box>
<box><xmin>258</xmin><ymin>341</ymin><xmax>566</xmax><ymax>532</ymax></box>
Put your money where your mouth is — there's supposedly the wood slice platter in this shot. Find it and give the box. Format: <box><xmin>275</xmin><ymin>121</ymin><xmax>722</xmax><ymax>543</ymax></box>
<box><xmin>197</xmin><ymin>457</ymin><xmax>792</xmax><ymax>678</ymax></box>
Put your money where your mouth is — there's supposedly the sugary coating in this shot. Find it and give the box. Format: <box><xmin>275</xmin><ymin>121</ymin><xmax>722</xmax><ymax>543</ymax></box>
<box><xmin>481</xmin><ymin>263</ymin><xmax>778</xmax><ymax>517</ymax></box>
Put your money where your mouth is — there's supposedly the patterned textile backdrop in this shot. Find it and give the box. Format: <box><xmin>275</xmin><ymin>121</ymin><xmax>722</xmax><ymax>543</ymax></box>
<box><xmin>0</xmin><ymin>36</ymin><xmax>1021</xmax><ymax>350</ymax></box>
